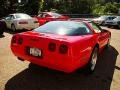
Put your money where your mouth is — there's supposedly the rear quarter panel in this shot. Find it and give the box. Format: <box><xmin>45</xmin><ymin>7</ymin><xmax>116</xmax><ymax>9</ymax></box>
<box><xmin>34</xmin><ymin>17</ymin><xmax>54</xmax><ymax>25</ymax></box>
<box><xmin>69</xmin><ymin>34</ymin><xmax>98</xmax><ymax>69</ymax></box>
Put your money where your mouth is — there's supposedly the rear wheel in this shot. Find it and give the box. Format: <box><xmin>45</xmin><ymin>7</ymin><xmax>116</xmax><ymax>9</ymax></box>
<box><xmin>11</xmin><ymin>24</ymin><xmax>16</xmax><ymax>31</ymax></box>
<box><xmin>29</xmin><ymin>63</ymin><xmax>40</xmax><ymax>69</ymax></box>
<box><xmin>87</xmin><ymin>47</ymin><xmax>98</xmax><ymax>73</ymax></box>
<box><xmin>106</xmin><ymin>38</ymin><xmax>111</xmax><ymax>49</ymax></box>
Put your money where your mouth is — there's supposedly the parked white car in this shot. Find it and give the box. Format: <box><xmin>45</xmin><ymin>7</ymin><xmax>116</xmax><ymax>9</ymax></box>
<box><xmin>3</xmin><ymin>13</ymin><xmax>39</xmax><ymax>31</ymax></box>
<box><xmin>92</xmin><ymin>16</ymin><xmax>116</xmax><ymax>25</ymax></box>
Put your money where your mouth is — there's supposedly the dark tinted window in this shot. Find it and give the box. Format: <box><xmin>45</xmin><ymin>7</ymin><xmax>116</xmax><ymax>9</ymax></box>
<box><xmin>5</xmin><ymin>15</ymin><xmax>14</xmax><ymax>20</ymax></box>
<box><xmin>108</xmin><ymin>16</ymin><xmax>116</xmax><ymax>20</ymax></box>
<box><xmin>34</xmin><ymin>21</ymin><xmax>92</xmax><ymax>36</ymax></box>
<box><xmin>89</xmin><ymin>22</ymin><xmax>102</xmax><ymax>33</ymax></box>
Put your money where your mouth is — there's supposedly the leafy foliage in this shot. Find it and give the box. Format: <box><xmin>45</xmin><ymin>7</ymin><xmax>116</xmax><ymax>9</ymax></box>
<box><xmin>17</xmin><ymin>0</ymin><xmax>41</xmax><ymax>15</ymax></box>
<box><xmin>92</xmin><ymin>2</ymin><xmax>120</xmax><ymax>15</ymax></box>
<box><xmin>0</xmin><ymin>0</ymin><xmax>120</xmax><ymax>17</ymax></box>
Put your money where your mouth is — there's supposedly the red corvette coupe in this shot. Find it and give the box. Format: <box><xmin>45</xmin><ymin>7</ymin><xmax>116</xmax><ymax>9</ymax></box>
<box><xmin>11</xmin><ymin>21</ymin><xmax>111</xmax><ymax>73</ymax></box>
<box><xmin>34</xmin><ymin>12</ymin><xmax>69</xmax><ymax>26</ymax></box>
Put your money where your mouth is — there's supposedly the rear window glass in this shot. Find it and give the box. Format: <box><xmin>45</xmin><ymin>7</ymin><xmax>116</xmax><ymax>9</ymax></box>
<box><xmin>50</xmin><ymin>12</ymin><xmax>62</xmax><ymax>17</ymax></box>
<box><xmin>34</xmin><ymin>21</ymin><xmax>92</xmax><ymax>36</ymax></box>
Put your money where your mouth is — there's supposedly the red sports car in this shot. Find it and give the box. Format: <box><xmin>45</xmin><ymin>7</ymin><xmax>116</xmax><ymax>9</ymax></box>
<box><xmin>11</xmin><ymin>21</ymin><xmax>111</xmax><ymax>73</ymax></box>
<box><xmin>34</xmin><ymin>12</ymin><xmax>69</xmax><ymax>26</ymax></box>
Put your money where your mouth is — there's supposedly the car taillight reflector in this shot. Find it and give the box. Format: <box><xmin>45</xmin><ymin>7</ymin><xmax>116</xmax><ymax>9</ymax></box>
<box><xmin>19</xmin><ymin>21</ymin><xmax>28</xmax><ymax>24</ymax></box>
<box><xmin>48</xmin><ymin>42</ymin><xmax>56</xmax><ymax>52</ymax></box>
<box><xmin>12</xmin><ymin>36</ymin><xmax>17</xmax><ymax>43</ymax></box>
<box><xmin>17</xmin><ymin>37</ymin><xmax>23</xmax><ymax>45</ymax></box>
<box><xmin>59</xmin><ymin>44</ymin><xmax>68</xmax><ymax>54</ymax></box>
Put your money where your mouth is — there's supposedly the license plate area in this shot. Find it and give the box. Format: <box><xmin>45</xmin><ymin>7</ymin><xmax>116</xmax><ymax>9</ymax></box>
<box><xmin>26</xmin><ymin>47</ymin><xmax>43</xmax><ymax>58</ymax></box>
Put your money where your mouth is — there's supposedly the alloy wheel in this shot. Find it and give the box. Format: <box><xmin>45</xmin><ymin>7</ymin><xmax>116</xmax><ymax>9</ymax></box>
<box><xmin>90</xmin><ymin>48</ymin><xmax>98</xmax><ymax>71</ymax></box>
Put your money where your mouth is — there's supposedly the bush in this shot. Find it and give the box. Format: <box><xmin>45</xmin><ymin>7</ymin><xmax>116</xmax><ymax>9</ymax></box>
<box><xmin>92</xmin><ymin>2</ymin><xmax>120</xmax><ymax>15</ymax></box>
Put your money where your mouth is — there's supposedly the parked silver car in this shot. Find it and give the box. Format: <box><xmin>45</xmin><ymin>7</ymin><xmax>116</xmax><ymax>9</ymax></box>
<box><xmin>3</xmin><ymin>13</ymin><xmax>39</xmax><ymax>31</ymax></box>
<box><xmin>105</xmin><ymin>16</ymin><xmax>120</xmax><ymax>28</ymax></box>
<box><xmin>92</xmin><ymin>16</ymin><xmax>116</xmax><ymax>25</ymax></box>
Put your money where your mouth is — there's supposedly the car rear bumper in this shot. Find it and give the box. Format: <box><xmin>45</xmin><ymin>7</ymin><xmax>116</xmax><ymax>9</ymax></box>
<box><xmin>11</xmin><ymin>44</ymin><xmax>86</xmax><ymax>73</ymax></box>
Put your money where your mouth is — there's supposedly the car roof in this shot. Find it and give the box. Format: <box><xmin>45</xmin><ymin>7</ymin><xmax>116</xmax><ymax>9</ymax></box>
<box><xmin>70</xmin><ymin>18</ymin><xmax>92</xmax><ymax>23</ymax></box>
<box><xmin>45</xmin><ymin>20</ymin><xmax>92</xmax><ymax>26</ymax></box>
<box><xmin>40</xmin><ymin>12</ymin><xmax>60</xmax><ymax>15</ymax></box>
<box><xmin>9</xmin><ymin>13</ymin><xmax>29</xmax><ymax>16</ymax></box>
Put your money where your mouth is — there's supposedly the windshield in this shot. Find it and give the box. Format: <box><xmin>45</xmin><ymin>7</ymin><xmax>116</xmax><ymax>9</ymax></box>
<box><xmin>15</xmin><ymin>14</ymin><xmax>31</xmax><ymax>19</ymax></box>
<box><xmin>34</xmin><ymin>21</ymin><xmax>92</xmax><ymax>36</ymax></box>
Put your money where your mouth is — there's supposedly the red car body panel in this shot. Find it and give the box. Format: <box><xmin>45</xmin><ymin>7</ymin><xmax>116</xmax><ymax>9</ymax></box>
<box><xmin>34</xmin><ymin>12</ymin><xmax>69</xmax><ymax>26</ymax></box>
<box><xmin>11</xmin><ymin>21</ymin><xmax>111</xmax><ymax>73</ymax></box>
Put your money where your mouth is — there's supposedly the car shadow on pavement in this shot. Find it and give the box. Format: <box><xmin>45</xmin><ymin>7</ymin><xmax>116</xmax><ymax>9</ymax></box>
<box><xmin>5</xmin><ymin>45</ymin><xmax>119</xmax><ymax>90</ymax></box>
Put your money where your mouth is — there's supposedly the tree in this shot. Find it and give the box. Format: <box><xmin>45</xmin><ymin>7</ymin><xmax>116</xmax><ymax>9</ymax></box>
<box><xmin>92</xmin><ymin>2</ymin><xmax>120</xmax><ymax>15</ymax></box>
<box><xmin>0</xmin><ymin>0</ymin><xmax>7</xmax><ymax>17</ymax></box>
<box><xmin>0</xmin><ymin>0</ymin><xmax>120</xmax><ymax>17</ymax></box>
<box><xmin>18</xmin><ymin>0</ymin><xmax>44</xmax><ymax>15</ymax></box>
<box><xmin>0</xmin><ymin>0</ymin><xmax>18</xmax><ymax>17</ymax></box>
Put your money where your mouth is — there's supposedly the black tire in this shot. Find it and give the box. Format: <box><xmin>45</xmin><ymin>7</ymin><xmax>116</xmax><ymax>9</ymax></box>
<box><xmin>106</xmin><ymin>38</ymin><xmax>111</xmax><ymax>49</ymax></box>
<box><xmin>107</xmin><ymin>25</ymin><xmax>111</xmax><ymax>28</ymax></box>
<box><xmin>11</xmin><ymin>24</ymin><xmax>16</xmax><ymax>31</ymax></box>
<box><xmin>118</xmin><ymin>24</ymin><xmax>120</xmax><ymax>29</ymax></box>
<box><xmin>101</xmin><ymin>21</ymin><xmax>105</xmax><ymax>26</ymax></box>
<box><xmin>87</xmin><ymin>47</ymin><xmax>98</xmax><ymax>73</ymax></box>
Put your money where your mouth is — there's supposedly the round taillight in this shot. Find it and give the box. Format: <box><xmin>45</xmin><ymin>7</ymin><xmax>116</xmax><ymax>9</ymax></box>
<box><xmin>59</xmin><ymin>44</ymin><xmax>68</xmax><ymax>54</ymax></box>
<box><xmin>18</xmin><ymin>37</ymin><xmax>23</xmax><ymax>45</ymax></box>
<box><xmin>48</xmin><ymin>42</ymin><xmax>56</xmax><ymax>52</ymax></box>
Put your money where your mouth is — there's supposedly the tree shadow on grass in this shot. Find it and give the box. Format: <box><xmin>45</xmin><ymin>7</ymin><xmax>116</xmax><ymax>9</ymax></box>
<box><xmin>5</xmin><ymin>45</ymin><xmax>119</xmax><ymax>90</ymax></box>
